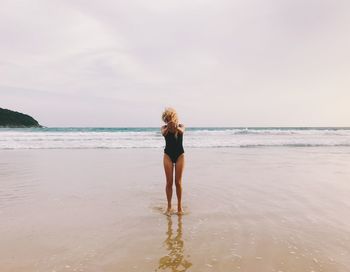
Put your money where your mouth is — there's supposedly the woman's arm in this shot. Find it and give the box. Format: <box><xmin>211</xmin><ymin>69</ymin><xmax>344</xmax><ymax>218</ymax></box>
<box><xmin>176</xmin><ymin>123</ymin><xmax>185</xmax><ymax>134</ymax></box>
<box><xmin>161</xmin><ymin>125</ymin><xmax>169</xmax><ymax>136</ymax></box>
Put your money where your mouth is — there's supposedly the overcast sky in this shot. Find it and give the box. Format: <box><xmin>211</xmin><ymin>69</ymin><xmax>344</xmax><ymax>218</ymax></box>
<box><xmin>1</xmin><ymin>0</ymin><xmax>349</xmax><ymax>127</ymax></box>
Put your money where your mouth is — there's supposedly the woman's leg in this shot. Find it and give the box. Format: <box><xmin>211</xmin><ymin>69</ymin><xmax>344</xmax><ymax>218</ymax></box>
<box><xmin>163</xmin><ymin>154</ymin><xmax>174</xmax><ymax>212</ymax></box>
<box><xmin>175</xmin><ymin>154</ymin><xmax>185</xmax><ymax>213</ymax></box>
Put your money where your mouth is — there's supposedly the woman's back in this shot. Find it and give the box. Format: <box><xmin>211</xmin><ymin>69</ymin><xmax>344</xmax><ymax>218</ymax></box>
<box><xmin>164</xmin><ymin>132</ymin><xmax>184</xmax><ymax>154</ymax></box>
<box><xmin>163</xmin><ymin>130</ymin><xmax>184</xmax><ymax>164</ymax></box>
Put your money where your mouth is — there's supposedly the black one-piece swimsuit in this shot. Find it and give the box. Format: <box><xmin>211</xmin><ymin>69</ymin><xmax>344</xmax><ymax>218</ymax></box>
<box><xmin>164</xmin><ymin>131</ymin><xmax>185</xmax><ymax>164</ymax></box>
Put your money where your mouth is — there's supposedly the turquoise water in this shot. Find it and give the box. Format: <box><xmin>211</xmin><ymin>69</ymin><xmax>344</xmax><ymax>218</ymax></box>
<box><xmin>0</xmin><ymin>127</ymin><xmax>350</xmax><ymax>149</ymax></box>
<box><xmin>1</xmin><ymin>127</ymin><xmax>349</xmax><ymax>132</ymax></box>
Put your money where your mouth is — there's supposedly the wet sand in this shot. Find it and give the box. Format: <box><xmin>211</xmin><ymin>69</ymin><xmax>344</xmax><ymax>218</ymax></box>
<box><xmin>1</xmin><ymin>147</ymin><xmax>350</xmax><ymax>271</ymax></box>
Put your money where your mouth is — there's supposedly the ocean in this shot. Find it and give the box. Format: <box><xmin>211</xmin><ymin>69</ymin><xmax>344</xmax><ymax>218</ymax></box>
<box><xmin>1</xmin><ymin>127</ymin><xmax>350</xmax><ymax>271</ymax></box>
<box><xmin>1</xmin><ymin>127</ymin><xmax>350</xmax><ymax>149</ymax></box>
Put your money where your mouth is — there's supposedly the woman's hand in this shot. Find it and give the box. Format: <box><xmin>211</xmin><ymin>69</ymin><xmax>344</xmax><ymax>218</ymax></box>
<box><xmin>162</xmin><ymin>121</ymin><xmax>183</xmax><ymax>135</ymax></box>
<box><xmin>167</xmin><ymin>121</ymin><xmax>177</xmax><ymax>132</ymax></box>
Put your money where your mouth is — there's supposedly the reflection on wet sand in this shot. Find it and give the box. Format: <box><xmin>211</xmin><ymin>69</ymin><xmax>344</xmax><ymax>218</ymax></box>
<box><xmin>157</xmin><ymin>215</ymin><xmax>192</xmax><ymax>272</ymax></box>
<box><xmin>2</xmin><ymin>149</ymin><xmax>350</xmax><ymax>271</ymax></box>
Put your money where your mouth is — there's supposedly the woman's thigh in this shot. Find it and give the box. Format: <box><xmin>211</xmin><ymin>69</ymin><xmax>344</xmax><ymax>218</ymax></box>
<box><xmin>175</xmin><ymin>154</ymin><xmax>185</xmax><ymax>183</ymax></box>
<box><xmin>163</xmin><ymin>153</ymin><xmax>174</xmax><ymax>184</ymax></box>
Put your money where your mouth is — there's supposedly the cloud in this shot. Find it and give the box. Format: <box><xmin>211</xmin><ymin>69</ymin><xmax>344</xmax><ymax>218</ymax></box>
<box><xmin>0</xmin><ymin>0</ymin><xmax>349</xmax><ymax>126</ymax></box>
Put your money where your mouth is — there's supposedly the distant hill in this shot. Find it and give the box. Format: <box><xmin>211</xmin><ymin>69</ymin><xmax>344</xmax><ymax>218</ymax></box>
<box><xmin>0</xmin><ymin>108</ymin><xmax>41</xmax><ymax>127</ymax></box>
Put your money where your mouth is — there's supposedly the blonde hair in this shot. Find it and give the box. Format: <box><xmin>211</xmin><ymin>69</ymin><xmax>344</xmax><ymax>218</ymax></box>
<box><xmin>161</xmin><ymin>107</ymin><xmax>179</xmax><ymax>136</ymax></box>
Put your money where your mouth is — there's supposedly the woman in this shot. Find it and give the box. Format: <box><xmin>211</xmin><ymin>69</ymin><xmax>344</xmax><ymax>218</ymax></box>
<box><xmin>161</xmin><ymin>108</ymin><xmax>185</xmax><ymax>215</ymax></box>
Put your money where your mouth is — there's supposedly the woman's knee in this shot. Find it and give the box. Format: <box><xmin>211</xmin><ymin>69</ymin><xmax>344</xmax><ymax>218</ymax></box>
<box><xmin>175</xmin><ymin>179</ymin><xmax>182</xmax><ymax>187</ymax></box>
<box><xmin>166</xmin><ymin>179</ymin><xmax>173</xmax><ymax>187</ymax></box>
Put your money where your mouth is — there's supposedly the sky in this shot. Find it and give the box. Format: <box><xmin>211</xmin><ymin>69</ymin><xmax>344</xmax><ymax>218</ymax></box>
<box><xmin>1</xmin><ymin>0</ymin><xmax>349</xmax><ymax>127</ymax></box>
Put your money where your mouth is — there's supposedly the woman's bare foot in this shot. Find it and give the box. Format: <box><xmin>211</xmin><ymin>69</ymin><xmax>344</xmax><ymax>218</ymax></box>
<box><xmin>177</xmin><ymin>206</ymin><xmax>184</xmax><ymax>215</ymax></box>
<box><xmin>165</xmin><ymin>207</ymin><xmax>173</xmax><ymax>216</ymax></box>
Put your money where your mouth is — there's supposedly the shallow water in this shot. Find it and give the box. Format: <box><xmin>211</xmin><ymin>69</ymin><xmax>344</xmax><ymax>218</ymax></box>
<box><xmin>0</xmin><ymin>148</ymin><xmax>350</xmax><ymax>271</ymax></box>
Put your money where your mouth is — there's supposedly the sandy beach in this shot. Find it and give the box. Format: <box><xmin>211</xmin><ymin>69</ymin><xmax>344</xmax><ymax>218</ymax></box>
<box><xmin>2</xmin><ymin>0</ymin><xmax>350</xmax><ymax>270</ymax></box>
<box><xmin>1</xmin><ymin>147</ymin><xmax>350</xmax><ymax>271</ymax></box>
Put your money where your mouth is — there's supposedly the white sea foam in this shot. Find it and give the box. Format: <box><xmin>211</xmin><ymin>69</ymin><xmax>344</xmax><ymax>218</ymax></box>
<box><xmin>0</xmin><ymin>128</ymin><xmax>349</xmax><ymax>149</ymax></box>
